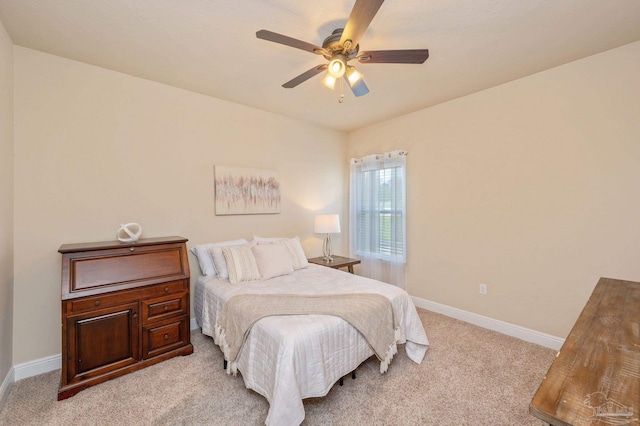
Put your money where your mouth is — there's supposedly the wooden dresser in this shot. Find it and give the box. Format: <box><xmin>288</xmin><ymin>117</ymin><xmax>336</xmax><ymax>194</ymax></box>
<box><xmin>58</xmin><ymin>236</ymin><xmax>193</xmax><ymax>400</ymax></box>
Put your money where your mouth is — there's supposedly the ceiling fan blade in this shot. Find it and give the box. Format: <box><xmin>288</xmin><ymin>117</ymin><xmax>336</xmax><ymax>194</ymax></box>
<box><xmin>283</xmin><ymin>64</ymin><xmax>328</xmax><ymax>88</ymax></box>
<box><xmin>256</xmin><ymin>30</ymin><xmax>326</xmax><ymax>55</ymax></box>
<box><xmin>358</xmin><ymin>49</ymin><xmax>429</xmax><ymax>64</ymax></box>
<box><xmin>339</xmin><ymin>0</ymin><xmax>385</xmax><ymax>50</ymax></box>
<box><xmin>344</xmin><ymin>75</ymin><xmax>370</xmax><ymax>97</ymax></box>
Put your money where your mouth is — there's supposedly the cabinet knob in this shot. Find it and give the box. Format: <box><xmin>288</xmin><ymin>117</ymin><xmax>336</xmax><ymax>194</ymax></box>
<box><xmin>164</xmin><ymin>334</ymin><xmax>169</xmax><ymax>340</ymax></box>
<box><xmin>130</xmin><ymin>247</ymin><xmax>135</xmax><ymax>252</ymax></box>
<box><xmin>133</xmin><ymin>313</ymin><xmax>138</xmax><ymax>318</ymax></box>
<box><xmin>164</xmin><ymin>306</ymin><xmax>169</xmax><ymax>312</ymax></box>
<box><xmin>94</xmin><ymin>300</ymin><xmax>100</xmax><ymax>307</ymax></box>
<box><xmin>164</xmin><ymin>287</ymin><xmax>169</xmax><ymax>293</ymax></box>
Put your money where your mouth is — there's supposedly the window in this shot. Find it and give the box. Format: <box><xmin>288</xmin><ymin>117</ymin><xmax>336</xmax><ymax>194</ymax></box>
<box><xmin>350</xmin><ymin>151</ymin><xmax>407</xmax><ymax>263</ymax></box>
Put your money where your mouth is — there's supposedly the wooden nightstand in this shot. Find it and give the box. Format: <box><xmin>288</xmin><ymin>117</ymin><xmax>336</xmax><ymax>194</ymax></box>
<box><xmin>307</xmin><ymin>255</ymin><xmax>361</xmax><ymax>274</ymax></box>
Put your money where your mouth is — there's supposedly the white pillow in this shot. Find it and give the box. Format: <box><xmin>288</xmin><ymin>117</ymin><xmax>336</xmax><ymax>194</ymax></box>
<box><xmin>276</xmin><ymin>237</ymin><xmax>309</xmax><ymax>270</ymax></box>
<box><xmin>252</xmin><ymin>244</ymin><xmax>293</xmax><ymax>280</ymax></box>
<box><xmin>190</xmin><ymin>239</ymin><xmax>248</xmax><ymax>276</ymax></box>
<box><xmin>222</xmin><ymin>246</ymin><xmax>261</xmax><ymax>285</ymax></box>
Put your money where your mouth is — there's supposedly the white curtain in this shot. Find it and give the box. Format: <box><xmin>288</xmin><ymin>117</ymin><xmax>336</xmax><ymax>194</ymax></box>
<box><xmin>349</xmin><ymin>150</ymin><xmax>407</xmax><ymax>288</ymax></box>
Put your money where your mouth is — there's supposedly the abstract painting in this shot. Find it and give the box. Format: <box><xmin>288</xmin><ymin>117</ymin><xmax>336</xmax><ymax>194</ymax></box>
<box><xmin>214</xmin><ymin>166</ymin><xmax>281</xmax><ymax>215</ymax></box>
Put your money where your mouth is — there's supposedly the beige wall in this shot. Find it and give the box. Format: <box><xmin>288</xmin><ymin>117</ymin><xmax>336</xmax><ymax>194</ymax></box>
<box><xmin>13</xmin><ymin>47</ymin><xmax>347</xmax><ymax>364</ymax></box>
<box><xmin>349</xmin><ymin>41</ymin><xmax>640</xmax><ymax>338</ymax></box>
<box><xmin>9</xmin><ymin>38</ymin><xmax>640</xmax><ymax>366</ymax></box>
<box><xmin>0</xmin><ymin>19</ymin><xmax>14</xmax><ymax>387</ymax></box>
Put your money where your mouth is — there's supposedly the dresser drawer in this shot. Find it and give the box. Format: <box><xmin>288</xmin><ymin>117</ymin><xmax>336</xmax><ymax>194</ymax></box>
<box><xmin>141</xmin><ymin>291</ymin><xmax>188</xmax><ymax>324</ymax></box>
<box><xmin>67</xmin><ymin>280</ymin><xmax>187</xmax><ymax>314</ymax></box>
<box><xmin>142</xmin><ymin>314</ymin><xmax>190</xmax><ymax>359</ymax></box>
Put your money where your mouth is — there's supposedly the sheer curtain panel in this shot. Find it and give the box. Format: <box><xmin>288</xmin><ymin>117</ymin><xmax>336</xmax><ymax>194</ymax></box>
<box><xmin>349</xmin><ymin>150</ymin><xmax>407</xmax><ymax>288</ymax></box>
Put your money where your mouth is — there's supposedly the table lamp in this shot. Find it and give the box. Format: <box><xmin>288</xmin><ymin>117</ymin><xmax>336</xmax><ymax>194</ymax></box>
<box><xmin>314</xmin><ymin>214</ymin><xmax>341</xmax><ymax>262</ymax></box>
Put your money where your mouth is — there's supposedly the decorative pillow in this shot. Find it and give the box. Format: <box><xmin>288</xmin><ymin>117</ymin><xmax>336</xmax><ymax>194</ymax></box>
<box><xmin>252</xmin><ymin>244</ymin><xmax>293</xmax><ymax>280</ymax></box>
<box><xmin>276</xmin><ymin>237</ymin><xmax>309</xmax><ymax>270</ymax></box>
<box><xmin>190</xmin><ymin>239</ymin><xmax>248</xmax><ymax>276</ymax></box>
<box><xmin>222</xmin><ymin>246</ymin><xmax>261</xmax><ymax>285</ymax></box>
<box><xmin>208</xmin><ymin>240</ymin><xmax>253</xmax><ymax>280</ymax></box>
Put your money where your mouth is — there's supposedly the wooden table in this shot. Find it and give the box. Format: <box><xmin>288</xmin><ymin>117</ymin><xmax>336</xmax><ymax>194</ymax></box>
<box><xmin>529</xmin><ymin>277</ymin><xmax>640</xmax><ymax>426</ymax></box>
<box><xmin>307</xmin><ymin>255</ymin><xmax>361</xmax><ymax>274</ymax></box>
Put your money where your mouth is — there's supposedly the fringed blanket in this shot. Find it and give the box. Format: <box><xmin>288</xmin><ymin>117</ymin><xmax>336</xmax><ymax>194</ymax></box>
<box><xmin>214</xmin><ymin>293</ymin><xmax>400</xmax><ymax>375</ymax></box>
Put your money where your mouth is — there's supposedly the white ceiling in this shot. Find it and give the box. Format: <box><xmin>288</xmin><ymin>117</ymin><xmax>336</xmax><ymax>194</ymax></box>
<box><xmin>1</xmin><ymin>0</ymin><xmax>640</xmax><ymax>132</ymax></box>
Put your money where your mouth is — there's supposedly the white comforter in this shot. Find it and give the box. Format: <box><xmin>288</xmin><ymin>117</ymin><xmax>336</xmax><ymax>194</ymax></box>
<box><xmin>195</xmin><ymin>264</ymin><xmax>429</xmax><ymax>426</ymax></box>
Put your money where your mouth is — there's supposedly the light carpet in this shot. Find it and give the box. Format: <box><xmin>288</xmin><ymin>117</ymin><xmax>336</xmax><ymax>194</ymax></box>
<box><xmin>0</xmin><ymin>309</ymin><xmax>555</xmax><ymax>425</ymax></box>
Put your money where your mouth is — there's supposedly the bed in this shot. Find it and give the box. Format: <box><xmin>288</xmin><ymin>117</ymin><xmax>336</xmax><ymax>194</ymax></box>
<box><xmin>192</xmin><ymin>237</ymin><xmax>429</xmax><ymax>426</ymax></box>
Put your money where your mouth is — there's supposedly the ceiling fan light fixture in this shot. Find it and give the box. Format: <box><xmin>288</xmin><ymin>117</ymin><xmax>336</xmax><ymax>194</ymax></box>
<box><xmin>345</xmin><ymin>66</ymin><xmax>363</xmax><ymax>86</ymax></box>
<box><xmin>322</xmin><ymin>73</ymin><xmax>337</xmax><ymax>89</ymax></box>
<box><xmin>256</xmin><ymin>0</ymin><xmax>429</xmax><ymax>96</ymax></box>
<box><xmin>327</xmin><ymin>54</ymin><xmax>347</xmax><ymax>78</ymax></box>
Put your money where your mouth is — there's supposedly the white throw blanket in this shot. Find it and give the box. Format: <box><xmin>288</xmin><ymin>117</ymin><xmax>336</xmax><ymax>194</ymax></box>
<box><xmin>215</xmin><ymin>293</ymin><xmax>400</xmax><ymax>374</ymax></box>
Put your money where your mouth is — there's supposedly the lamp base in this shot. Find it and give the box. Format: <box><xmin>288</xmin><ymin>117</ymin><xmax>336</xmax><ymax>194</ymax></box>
<box><xmin>322</xmin><ymin>234</ymin><xmax>333</xmax><ymax>262</ymax></box>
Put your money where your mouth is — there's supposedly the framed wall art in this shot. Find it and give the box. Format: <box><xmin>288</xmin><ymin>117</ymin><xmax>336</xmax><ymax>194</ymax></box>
<box><xmin>214</xmin><ymin>165</ymin><xmax>281</xmax><ymax>215</ymax></box>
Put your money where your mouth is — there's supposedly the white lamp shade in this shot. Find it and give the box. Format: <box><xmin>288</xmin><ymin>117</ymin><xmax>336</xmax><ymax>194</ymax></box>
<box><xmin>314</xmin><ymin>214</ymin><xmax>341</xmax><ymax>234</ymax></box>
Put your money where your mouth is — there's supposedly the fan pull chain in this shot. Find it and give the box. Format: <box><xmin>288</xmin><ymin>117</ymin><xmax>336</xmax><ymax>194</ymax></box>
<box><xmin>339</xmin><ymin>77</ymin><xmax>345</xmax><ymax>103</ymax></box>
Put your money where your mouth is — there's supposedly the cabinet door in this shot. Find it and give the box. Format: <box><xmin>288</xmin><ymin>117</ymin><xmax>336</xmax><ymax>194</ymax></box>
<box><xmin>65</xmin><ymin>302</ymin><xmax>139</xmax><ymax>385</ymax></box>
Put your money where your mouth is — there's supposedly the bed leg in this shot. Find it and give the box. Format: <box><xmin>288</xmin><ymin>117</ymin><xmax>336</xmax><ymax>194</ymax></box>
<box><xmin>339</xmin><ymin>369</ymin><xmax>356</xmax><ymax>387</ymax></box>
<box><xmin>223</xmin><ymin>360</ymin><xmax>227</xmax><ymax>370</ymax></box>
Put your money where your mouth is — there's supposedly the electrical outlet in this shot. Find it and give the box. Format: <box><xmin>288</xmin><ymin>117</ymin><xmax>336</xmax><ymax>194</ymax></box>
<box><xmin>479</xmin><ymin>284</ymin><xmax>487</xmax><ymax>295</ymax></box>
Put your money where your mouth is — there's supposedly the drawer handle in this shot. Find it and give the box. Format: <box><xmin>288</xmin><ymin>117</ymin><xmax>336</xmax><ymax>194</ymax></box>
<box><xmin>94</xmin><ymin>300</ymin><xmax>100</xmax><ymax>307</ymax></box>
<box><xmin>130</xmin><ymin>247</ymin><xmax>135</xmax><ymax>252</ymax></box>
<box><xmin>164</xmin><ymin>334</ymin><xmax>169</xmax><ymax>340</ymax></box>
<box><xmin>164</xmin><ymin>306</ymin><xmax>169</xmax><ymax>312</ymax></box>
<box><xmin>164</xmin><ymin>287</ymin><xmax>169</xmax><ymax>293</ymax></box>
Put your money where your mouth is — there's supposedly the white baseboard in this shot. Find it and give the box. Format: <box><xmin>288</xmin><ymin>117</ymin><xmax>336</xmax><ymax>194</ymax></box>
<box><xmin>190</xmin><ymin>317</ymin><xmax>199</xmax><ymax>331</ymax></box>
<box><xmin>0</xmin><ymin>366</ymin><xmax>15</xmax><ymax>410</ymax></box>
<box><xmin>9</xmin><ymin>318</ymin><xmax>202</xmax><ymax>384</ymax></box>
<box><xmin>412</xmin><ymin>296</ymin><xmax>565</xmax><ymax>351</ymax></box>
<box><xmin>13</xmin><ymin>353</ymin><xmax>61</xmax><ymax>381</ymax></box>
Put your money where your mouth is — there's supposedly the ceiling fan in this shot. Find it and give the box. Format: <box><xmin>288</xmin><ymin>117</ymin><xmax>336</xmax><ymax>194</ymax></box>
<box><xmin>256</xmin><ymin>0</ymin><xmax>429</xmax><ymax>98</ymax></box>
